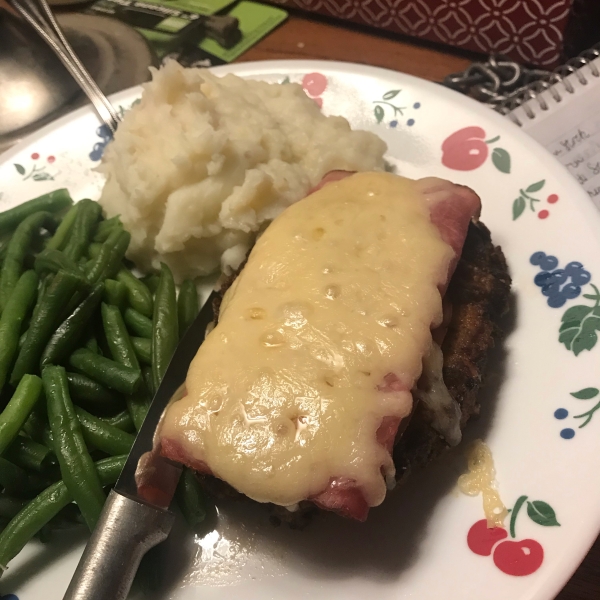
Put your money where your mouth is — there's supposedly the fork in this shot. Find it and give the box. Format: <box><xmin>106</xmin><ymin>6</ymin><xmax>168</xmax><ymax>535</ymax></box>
<box><xmin>9</xmin><ymin>0</ymin><xmax>121</xmax><ymax>135</ymax></box>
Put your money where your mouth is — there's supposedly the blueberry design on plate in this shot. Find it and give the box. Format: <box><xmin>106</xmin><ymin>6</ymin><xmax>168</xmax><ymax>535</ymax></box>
<box><xmin>530</xmin><ymin>251</ymin><xmax>600</xmax><ymax>355</ymax></box>
<box><xmin>440</xmin><ymin>126</ymin><xmax>510</xmax><ymax>173</ymax></box>
<box><xmin>372</xmin><ymin>89</ymin><xmax>421</xmax><ymax>128</ymax></box>
<box><xmin>89</xmin><ymin>124</ymin><xmax>114</xmax><ymax>162</ymax></box>
<box><xmin>89</xmin><ymin>103</ymin><xmax>136</xmax><ymax>162</ymax></box>
<box><xmin>467</xmin><ymin>495</ymin><xmax>560</xmax><ymax>577</ymax></box>
<box><xmin>554</xmin><ymin>387</ymin><xmax>600</xmax><ymax>439</ymax></box>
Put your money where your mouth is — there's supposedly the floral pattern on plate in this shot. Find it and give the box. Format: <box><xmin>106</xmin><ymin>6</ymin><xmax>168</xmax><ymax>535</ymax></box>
<box><xmin>554</xmin><ymin>387</ymin><xmax>600</xmax><ymax>439</ymax></box>
<box><xmin>1</xmin><ymin>60</ymin><xmax>600</xmax><ymax>600</ymax></box>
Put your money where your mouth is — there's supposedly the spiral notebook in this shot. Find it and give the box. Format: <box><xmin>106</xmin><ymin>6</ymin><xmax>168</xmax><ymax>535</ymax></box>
<box><xmin>506</xmin><ymin>48</ymin><xmax>600</xmax><ymax>209</ymax></box>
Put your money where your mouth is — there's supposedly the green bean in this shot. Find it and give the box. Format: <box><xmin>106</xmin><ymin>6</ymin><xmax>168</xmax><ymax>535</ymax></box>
<box><xmin>42</xmin><ymin>427</ymin><xmax>55</xmax><ymax>454</ymax></box>
<box><xmin>124</xmin><ymin>308</ymin><xmax>153</xmax><ymax>339</ymax></box>
<box><xmin>152</xmin><ymin>263</ymin><xmax>178</xmax><ymax>391</ymax></box>
<box><xmin>22</xmin><ymin>403</ymin><xmax>47</xmax><ymax>444</ymax></box>
<box><xmin>45</xmin><ymin>202</ymin><xmax>79</xmax><ymax>251</ymax></box>
<box><xmin>131</xmin><ymin>337</ymin><xmax>151</xmax><ymax>365</ymax></box>
<box><xmin>34</xmin><ymin>248</ymin><xmax>81</xmax><ymax>276</ymax></box>
<box><xmin>43</xmin><ymin>366</ymin><xmax>105</xmax><ymax>530</ymax></box>
<box><xmin>75</xmin><ymin>407</ymin><xmax>134</xmax><ymax>456</ymax></box>
<box><xmin>86</xmin><ymin>229</ymin><xmax>131</xmax><ymax>285</ymax></box>
<box><xmin>103</xmin><ymin>279</ymin><xmax>127</xmax><ymax>310</ymax></box>
<box><xmin>143</xmin><ymin>365</ymin><xmax>155</xmax><ymax>398</ymax></box>
<box><xmin>103</xmin><ymin>410</ymin><xmax>134</xmax><ymax>433</ymax></box>
<box><xmin>0</xmin><ymin>189</ymin><xmax>72</xmax><ymax>236</ymax></box>
<box><xmin>0</xmin><ymin>496</ymin><xmax>26</xmax><ymax>520</ymax></box>
<box><xmin>141</xmin><ymin>273</ymin><xmax>160</xmax><ymax>295</ymax></box>
<box><xmin>93</xmin><ymin>216</ymin><xmax>122</xmax><ymax>243</ymax></box>
<box><xmin>126</xmin><ymin>396</ymin><xmax>150</xmax><ymax>431</ymax></box>
<box><xmin>176</xmin><ymin>468</ymin><xmax>207</xmax><ymax>528</ymax></box>
<box><xmin>31</xmin><ymin>273</ymin><xmax>51</xmax><ymax>322</ymax></box>
<box><xmin>62</xmin><ymin>200</ymin><xmax>102</xmax><ymax>262</ymax></box>
<box><xmin>10</xmin><ymin>270</ymin><xmax>86</xmax><ymax>386</ymax></box>
<box><xmin>0</xmin><ymin>454</ymin><xmax>126</xmax><ymax>568</ymax></box>
<box><xmin>0</xmin><ymin>241</ymin><xmax>8</xmax><ymax>269</ymax></box>
<box><xmin>0</xmin><ymin>211</ymin><xmax>53</xmax><ymax>312</ymax></box>
<box><xmin>69</xmin><ymin>349</ymin><xmax>141</xmax><ymax>396</ymax></box>
<box><xmin>0</xmin><ymin>457</ymin><xmax>41</xmax><ymax>496</ymax></box>
<box><xmin>87</xmin><ymin>242</ymin><xmax>102</xmax><ymax>259</ymax></box>
<box><xmin>40</xmin><ymin>283</ymin><xmax>104</xmax><ymax>368</ymax></box>
<box><xmin>37</xmin><ymin>503</ymin><xmax>83</xmax><ymax>541</ymax></box>
<box><xmin>0</xmin><ymin>375</ymin><xmax>43</xmax><ymax>456</ymax></box>
<box><xmin>117</xmin><ymin>269</ymin><xmax>153</xmax><ymax>317</ymax></box>
<box><xmin>101</xmin><ymin>304</ymin><xmax>139</xmax><ymax>370</ymax></box>
<box><xmin>84</xmin><ymin>336</ymin><xmax>99</xmax><ymax>354</ymax></box>
<box><xmin>100</xmin><ymin>302</ymin><xmax>149</xmax><ymax>429</ymax></box>
<box><xmin>66</xmin><ymin>372</ymin><xmax>121</xmax><ymax>414</ymax></box>
<box><xmin>0</xmin><ymin>270</ymin><xmax>38</xmax><ymax>390</ymax></box>
<box><xmin>4</xmin><ymin>437</ymin><xmax>52</xmax><ymax>473</ymax></box>
<box><xmin>177</xmin><ymin>279</ymin><xmax>199</xmax><ymax>338</ymax></box>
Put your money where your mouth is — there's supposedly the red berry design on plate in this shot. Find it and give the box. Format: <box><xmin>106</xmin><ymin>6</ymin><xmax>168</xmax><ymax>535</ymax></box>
<box><xmin>441</xmin><ymin>127</ymin><xmax>488</xmax><ymax>171</ymax></box>
<box><xmin>467</xmin><ymin>519</ymin><xmax>508</xmax><ymax>556</ymax></box>
<box><xmin>31</xmin><ymin>152</ymin><xmax>39</xmax><ymax>160</ymax></box>
<box><xmin>302</xmin><ymin>73</ymin><xmax>327</xmax><ymax>97</ymax></box>
<box><xmin>466</xmin><ymin>495</ymin><xmax>559</xmax><ymax>576</ymax></box>
<box><xmin>513</xmin><ymin>181</ymin><xmax>559</xmax><ymax>221</ymax></box>
<box><xmin>493</xmin><ymin>539</ymin><xmax>544</xmax><ymax>576</ymax></box>
<box><xmin>441</xmin><ymin>127</ymin><xmax>511</xmax><ymax>173</ymax></box>
<box><xmin>47</xmin><ymin>155</ymin><xmax>55</xmax><ymax>164</ymax></box>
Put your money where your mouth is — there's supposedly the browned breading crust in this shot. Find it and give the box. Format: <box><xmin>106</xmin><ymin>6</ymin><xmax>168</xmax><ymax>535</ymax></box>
<box><xmin>392</xmin><ymin>220</ymin><xmax>511</xmax><ymax>482</ymax></box>
<box><xmin>202</xmin><ymin>219</ymin><xmax>512</xmax><ymax>523</ymax></box>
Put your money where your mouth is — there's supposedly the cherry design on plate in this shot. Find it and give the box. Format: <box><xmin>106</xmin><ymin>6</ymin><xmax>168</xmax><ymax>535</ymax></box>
<box><xmin>441</xmin><ymin>127</ymin><xmax>510</xmax><ymax>173</ymax></box>
<box><xmin>467</xmin><ymin>495</ymin><xmax>560</xmax><ymax>576</ymax></box>
<box><xmin>13</xmin><ymin>153</ymin><xmax>58</xmax><ymax>181</ymax></box>
<box><xmin>513</xmin><ymin>181</ymin><xmax>560</xmax><ymax>220</ymax></box>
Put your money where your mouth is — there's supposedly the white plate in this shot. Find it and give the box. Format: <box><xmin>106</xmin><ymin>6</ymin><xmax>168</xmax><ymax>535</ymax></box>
<box><xmin>2</xmin><ymin>60</ymin><xmax>600</xmax><ymax>600</ymax></box>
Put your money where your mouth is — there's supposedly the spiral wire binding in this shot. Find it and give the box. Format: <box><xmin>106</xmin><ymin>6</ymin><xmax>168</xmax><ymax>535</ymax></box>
<box><xmin>496</xmin><ymin>44</ymin><xmax>600</xmax><ymax>126</ymax></box>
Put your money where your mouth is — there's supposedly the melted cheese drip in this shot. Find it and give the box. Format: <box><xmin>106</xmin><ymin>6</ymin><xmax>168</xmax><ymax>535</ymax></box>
<box><xmin>415</xmin><ymin>343</ymin><xmax>462</xmax><ymax>446</ymax></box>
<box><xmin>458</xmin><ymin>439</ymin><xmax>507</xmax><ymax>527</ymax></box>
<box><xmin>160</xmin><ymin>172</ymin><xmax>454</xmax><ymax>508</ymax></box>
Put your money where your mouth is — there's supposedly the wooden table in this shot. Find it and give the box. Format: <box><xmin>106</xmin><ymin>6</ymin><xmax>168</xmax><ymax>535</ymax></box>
<box><xmin>241</xmin><ymin>13</ymin><xmax>600</xmax><ymax>600</ymax></box>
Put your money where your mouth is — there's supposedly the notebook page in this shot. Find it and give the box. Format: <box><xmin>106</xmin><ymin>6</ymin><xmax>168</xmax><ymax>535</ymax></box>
<box><xmin>510</xmin><ymin>57</ymin><xmax>600</xmax><ymax>210</ymax></box>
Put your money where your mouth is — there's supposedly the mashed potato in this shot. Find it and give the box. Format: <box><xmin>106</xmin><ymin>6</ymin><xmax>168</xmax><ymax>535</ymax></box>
<box><xmin>98</xmin><ymin>60</ymin><xmax>387</xmax><ymax>281</ymax></box>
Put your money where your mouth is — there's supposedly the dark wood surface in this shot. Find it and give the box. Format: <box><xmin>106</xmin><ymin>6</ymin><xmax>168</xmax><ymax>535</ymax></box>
<box><xmin>242</xmin><ymin>13</ymin><xmax>600</xmax><ymax>600</ymax></box>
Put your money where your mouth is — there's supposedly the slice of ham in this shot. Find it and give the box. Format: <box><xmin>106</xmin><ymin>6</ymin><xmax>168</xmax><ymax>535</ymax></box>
<box><xmin>158</xmin><ymin>172</ymin><xmax>481</xmax><ymax>521</ymax></box>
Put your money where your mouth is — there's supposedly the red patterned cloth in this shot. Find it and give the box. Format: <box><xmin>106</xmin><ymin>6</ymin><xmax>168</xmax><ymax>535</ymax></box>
<box><xmin>270</xmin><ymin>0</ymin><xmax>578</xmax><ymax>68</ymax></box>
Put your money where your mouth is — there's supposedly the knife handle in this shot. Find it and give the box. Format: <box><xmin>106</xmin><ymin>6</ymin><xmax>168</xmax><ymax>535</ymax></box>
<box><xmin>63</xmin><ymin>489</ymin><xmax>175</xmax><ymax>600</ymax></box>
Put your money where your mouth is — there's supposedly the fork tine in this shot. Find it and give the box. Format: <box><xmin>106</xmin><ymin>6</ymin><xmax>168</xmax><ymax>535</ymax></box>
<box><xmin>9</xmin><ymin>0</ymin><xmax>121</xmax><ymax>134</ymax></box>
<box><xmin>36</xmin><ymin>0</ymin><xmax>121</xmax><ymax>126</ymax></box>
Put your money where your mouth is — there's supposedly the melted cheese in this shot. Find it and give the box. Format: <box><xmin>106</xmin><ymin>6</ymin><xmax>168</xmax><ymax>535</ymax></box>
<box><xmin>159</xmin><ymin>172</ymin><xmax>454</xmax><ymax>508</ymax></box>
<box><xmin>458</xmin><ymin>439</ymin><xmax>507</xmax><ymax>527</ymax></box>
<box><xmin>416</xmin><ymin>343</ymin><xmax>462</xmax><ymax>446</ymax></box>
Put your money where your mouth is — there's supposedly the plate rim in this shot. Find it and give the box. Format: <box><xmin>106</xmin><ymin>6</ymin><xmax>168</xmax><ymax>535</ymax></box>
<box><xmin>2</xmin><ymin>58</ymin><xmax>600</xmax><ymax>600</ymax></box>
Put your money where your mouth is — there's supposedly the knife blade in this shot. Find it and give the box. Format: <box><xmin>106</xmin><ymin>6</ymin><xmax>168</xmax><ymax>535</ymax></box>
<box><xmin>63</xmin><ymin>290</ymin><xmax>219</xmax><ymax>600</ymax></box>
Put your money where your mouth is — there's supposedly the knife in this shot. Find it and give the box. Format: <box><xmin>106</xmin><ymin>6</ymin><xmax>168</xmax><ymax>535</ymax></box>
<box><xmin>63</xmin><ymin>290</ymin><xmax>219</xmax><ymax>600</ymax></box>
